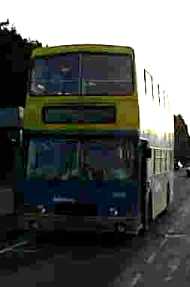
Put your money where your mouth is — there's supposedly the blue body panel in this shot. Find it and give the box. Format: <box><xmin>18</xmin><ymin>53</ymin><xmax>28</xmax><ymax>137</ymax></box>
<box><xmin>17</xmin><ymin>179</ymin><xmax>139</xmax><ymax>217</ymax></box>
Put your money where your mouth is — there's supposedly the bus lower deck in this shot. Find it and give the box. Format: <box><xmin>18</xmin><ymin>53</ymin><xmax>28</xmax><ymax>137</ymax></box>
<box><xmin>17</xmin><ymin>132</ymin><xmax>143</xmax><ymax>234</ymax></box>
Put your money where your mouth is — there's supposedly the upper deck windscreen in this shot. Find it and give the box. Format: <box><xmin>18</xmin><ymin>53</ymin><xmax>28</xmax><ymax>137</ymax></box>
<box><xmin>30</xmin><ymin>53</ymin><xmax>133</xmax><ymax>96</ymax></box>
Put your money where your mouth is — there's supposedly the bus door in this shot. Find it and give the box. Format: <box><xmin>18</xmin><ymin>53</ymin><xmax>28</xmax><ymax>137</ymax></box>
<box><xmin>139</xmin><ymin>140</ymin><xmax>152</xmax><ymax>220</ymax></box>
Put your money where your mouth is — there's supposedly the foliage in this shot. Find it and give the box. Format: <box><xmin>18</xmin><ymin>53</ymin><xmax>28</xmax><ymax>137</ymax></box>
<box><xmin>174</xmin><ymin>114</ymin><xmax>190</xmax><ymax>164</ymax></box>
<box><xmin>0</xmin><ymin>20</ymin><xmax>42</xmax><ymax>106</ymax></box>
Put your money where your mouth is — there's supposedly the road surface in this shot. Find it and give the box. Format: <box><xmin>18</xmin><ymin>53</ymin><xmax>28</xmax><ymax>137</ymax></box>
<box><xmin>0</xmin><ymin>169</ymin><xmax>189</xmax><ymax>287</ymax></box>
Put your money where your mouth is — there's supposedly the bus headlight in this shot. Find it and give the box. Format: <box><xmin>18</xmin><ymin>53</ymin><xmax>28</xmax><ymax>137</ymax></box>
<box><xmin>37</xmin><ymin>205</ymin><xmax>46</xmax><ymax>214</ymax></box>
<box><xmin>109</xmin><ymin>207</ymin><xmax>118</xmax><ymax>216</ymax></box>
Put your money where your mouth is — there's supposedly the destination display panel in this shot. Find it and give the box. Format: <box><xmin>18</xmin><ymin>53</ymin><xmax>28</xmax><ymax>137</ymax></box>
<box><xmin>43</xmin><ymin>105</ymin><xmax>116</xmax><ymax>124</ymax></box>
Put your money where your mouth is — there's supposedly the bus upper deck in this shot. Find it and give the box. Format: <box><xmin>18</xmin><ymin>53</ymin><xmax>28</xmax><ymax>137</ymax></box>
<box><xmin>24</xmin><ymin>44</ymin><xmax>173</xmax><ymax>149</ymax></box>
<box><xmin>24</xmin><ymin>44</ymin><xmax>139</xmax><ymax>132</ymax></box>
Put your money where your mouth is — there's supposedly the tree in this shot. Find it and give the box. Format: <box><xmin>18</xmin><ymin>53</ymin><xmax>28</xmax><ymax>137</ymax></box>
<box><xmin>0</xmin><ymin>19</ymin><xmax>9</xmax><ymax>30</ymax></box>
<box><xmin>174</xmin><ymin>114</ymin><xmax>190</xmax><ymax>164</ymax></box>
<box><xmin>0</xmin><ymin>21</ymin><xmax>42</xmax><ymax>106</ymax></box>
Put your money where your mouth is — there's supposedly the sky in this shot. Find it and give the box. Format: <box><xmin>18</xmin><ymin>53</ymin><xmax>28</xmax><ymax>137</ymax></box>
<box><xmin>1</xmin><ymin>0</ymin><xmax>190</xmax><ymax>128</ymax></box>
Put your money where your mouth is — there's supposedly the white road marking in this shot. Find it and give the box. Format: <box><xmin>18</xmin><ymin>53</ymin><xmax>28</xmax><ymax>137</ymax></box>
<box><xmin>164</xmin><ymin>276</ymin><xmax>173</xmax><ymax>282</ymax></box>
<box><xmin>12</xmin><ymin>248</ymin><xmax>39</xmax><ymax>253</ymax></box>
<box><xmin>146</xmin><ymin>238</ymin><xmax>167</xmax><ymax>265</ymax></box>
<box><xmin>164</xmin><ymin>263</ymin><xmax>180</xmax><ymax>281</ymax></box>
<box><xmin>0</xmin><ymin>241</ymin><xmax>28</xmax><ymax>254</ymax></box>
<box><xmin>159</xmin><ymin>238</ymin><xmax>168</xmax><ymax>248</ymax></box>
<box><xmin>130</xmin><ymin>273</ymin><xmax>142</xmax><ymax>287</ymax></box>
<box><xmin>165</xmin><ymin>234</ymin><xmax>187</xmax><ymax>238</ymax></box>
<box><xmin>0</xmin><ymin>188</ymin><xmax>12</xmax><ymax>193</ymax></box>
<box><xmin>146</xmin><ymin>251</ymin><xmax>157</xmax><ymax>264</ymax></box>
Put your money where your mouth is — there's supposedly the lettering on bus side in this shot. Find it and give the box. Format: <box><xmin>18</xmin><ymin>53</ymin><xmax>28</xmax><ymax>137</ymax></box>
<box><xmin>112</xmin><ymin>192</ymin><xmax>126</xmax><ymax>198</ymax></box>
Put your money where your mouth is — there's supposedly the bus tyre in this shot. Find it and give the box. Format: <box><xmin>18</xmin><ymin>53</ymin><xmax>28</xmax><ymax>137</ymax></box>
<box><xmin>143</xmin><ymin>192</ymin><xmax>152</xmax><ymax>232</ymax></box>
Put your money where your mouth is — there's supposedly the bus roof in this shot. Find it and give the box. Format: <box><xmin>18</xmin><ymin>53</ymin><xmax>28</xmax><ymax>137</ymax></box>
<box><xmin>32</xmin><ymin>44</ymin><xmax>134</xmax><ymax>58</ymax></box>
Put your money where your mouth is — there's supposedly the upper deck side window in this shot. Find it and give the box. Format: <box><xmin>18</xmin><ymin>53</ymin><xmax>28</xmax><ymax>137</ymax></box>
<box><xmin>162</xmin><ymin>90</ymin><xmax>167</xmax><ymax>108</ymax></box>
<box><xmin>157</xmin><ymin>84</ymin><xmax>161</xmax><ymax>104</ymax></box>
<box><xmin>164</xmin><ymin>94</ymin><xmax>169</xmax><ymax>110</ymax></box>
<box><xmin>30</xmin><ymin>52</ymin><xmax>134</xmax><ymax>96</ymax></box>
<box><xmin>144</xmin><ymin>69</ymin><xmax>147</xmax><ymax>94</ymax></box>
<box><xmin>153</xmin><ymin>82</ymin><xmax>160</xmax><ymax>106</ymax></box>
<box><xmin>144</xmin><ymin>70</ymin><xmax>168</xmax><ymax>109</ymax></box>
<box><xmin>144</xmin><ymin>69</ymin><xmax>153</xmax><ymax>98</ymax></box>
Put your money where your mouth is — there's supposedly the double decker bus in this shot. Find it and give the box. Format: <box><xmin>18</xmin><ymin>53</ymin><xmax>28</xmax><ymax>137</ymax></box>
<box><xmin>16</xmin><ymin>44</ymin><xmax>174</xmax><ymax>234</ymax></box>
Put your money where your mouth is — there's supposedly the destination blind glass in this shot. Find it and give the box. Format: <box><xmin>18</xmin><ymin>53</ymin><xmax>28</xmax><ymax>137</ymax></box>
<box><xmin>43</xmin><ymin>106</ymin><xmax>116</xmax><ymax>123</ymax></box>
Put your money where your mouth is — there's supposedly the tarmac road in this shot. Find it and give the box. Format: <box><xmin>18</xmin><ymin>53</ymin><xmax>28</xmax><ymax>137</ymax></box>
<box><xmin>0</xmin><ymin>169</ymin><xmax>189</xmax><ymax>287</ymax></box>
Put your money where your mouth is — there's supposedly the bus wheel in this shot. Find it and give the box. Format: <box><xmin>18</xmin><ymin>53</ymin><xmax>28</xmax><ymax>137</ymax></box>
<box><xmin>143</xmin><ymin>192</ymin><xmax>152</xmax><ymax>232</ymax></box>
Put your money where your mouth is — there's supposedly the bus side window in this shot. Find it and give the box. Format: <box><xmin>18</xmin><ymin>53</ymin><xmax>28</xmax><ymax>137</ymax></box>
<box><xmin>153</xmin><ymin>149</ymin><xmax>156</xmax><ymax>175</ymax></box>
<box><xmin>160</xmin><ymin>150</ymin><xmax>162</xmax><ymax>173</ymax></box>
<box><xmin>163</xmin><ymin>150</ymin><xmax>166</xmax><ymax>173</ymax></box>
<box><xmin>151</xmin><ymin>148</ymin><xmax>154</xmax><ymax>175</ymax></box>
<box><xmin>145</xmin><ymin>70</ymin><xmax>152</xmax><ymax>99</ymax></box>
<box><xmin>155</xmin><ymin>149</ymin><xmax>161</xmax><ymax>174</ymax></box>
<box><xmin>144</xmin><ymin>69</ymin><xmax>147</xmax><ymax>94</ymax></box>
<box><xmin>170</xmin><ymin>151</ymin><xmax>174</xmax><ymax>170</ymax></box>
<box><xmin>168</xmin><ymin>151</ymin><xmax>171</xmax><ymax>171</ymax></box>
<box><xmin>164</xmin><ymin>150</ymin><xmax>167</xmax><ymax>172</ymax></box>
<box><xmin>159</xmin><ymin>150</ymin><xmax>162</xmax><ymax>173</ymax></box>
<box><xmin>154</xmin><ymin>149</ymin><xmax>157</xmax><ymax>174</ymax></box>
<box><xmin>151</xmin><ymin>76</ymin><xmax>154</xmax><ymax>99</ymax></box>
<box><xmin>160</xmin><ymin>150</ymin><xmax>164</xmax><ymax>173</ymax></box>
<box><xmin>157</xmin><ymin>84</ymin><xmax>160</xmax><ymax>105</ymax></box>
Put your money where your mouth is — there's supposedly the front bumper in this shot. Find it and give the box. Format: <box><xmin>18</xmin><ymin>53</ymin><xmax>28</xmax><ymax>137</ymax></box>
<box><xmin>17</xmin><ymin>213</ymin><xmax>142</xmax><ymax>234</ymax></box>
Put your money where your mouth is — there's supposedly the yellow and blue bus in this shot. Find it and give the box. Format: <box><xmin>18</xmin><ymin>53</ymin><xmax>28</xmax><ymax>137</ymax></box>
<box><xmin>16</xmin><ymin>44</ymin><xmax>174</xmax><ymax>234</ymax></box>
